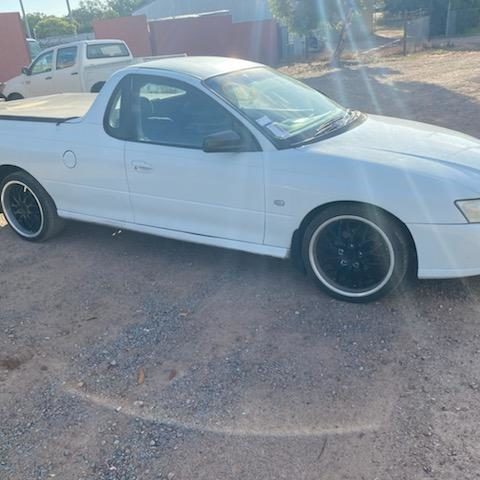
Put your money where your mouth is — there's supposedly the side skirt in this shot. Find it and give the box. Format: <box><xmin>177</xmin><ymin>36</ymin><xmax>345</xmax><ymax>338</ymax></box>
<box><xmin>58</xmin><ymin>210</ymin><xmax>290</xmax><ymax>260</ymax></box>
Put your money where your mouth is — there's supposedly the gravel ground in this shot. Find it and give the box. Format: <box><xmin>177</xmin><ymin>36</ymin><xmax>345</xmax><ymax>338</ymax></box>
<box><xmin>1</xmin><ymin>50</ymin><xmax>480</xmax><ymax>480</ymax></box>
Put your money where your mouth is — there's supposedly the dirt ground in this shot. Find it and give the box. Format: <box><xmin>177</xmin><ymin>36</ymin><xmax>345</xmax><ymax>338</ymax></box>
<box><xmin>1</xmin><ymin>50</ymin><xmax>480</xmax><ymax>480</ymax></box>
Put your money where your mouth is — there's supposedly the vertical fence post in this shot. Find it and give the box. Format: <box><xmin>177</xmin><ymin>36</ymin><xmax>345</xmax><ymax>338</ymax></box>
<box><xmin>403</xmin><ymin>10</ymin><xmax>408</xmax><ymax>56</ymax></box>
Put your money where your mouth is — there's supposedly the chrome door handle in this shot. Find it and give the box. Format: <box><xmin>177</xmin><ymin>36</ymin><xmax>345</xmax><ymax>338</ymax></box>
<box><xmin>132</xmin><ymin>161</ymin><xmax>153</xmax><ymax>172</ymax></box>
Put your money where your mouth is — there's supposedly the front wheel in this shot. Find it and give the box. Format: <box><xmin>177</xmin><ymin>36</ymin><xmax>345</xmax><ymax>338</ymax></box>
<box><xmin>7</xmin><ymin>93</ymin><xmax>24</xmax><ymax>101</ymax></box>
<box><xmin>0</xmin><ymin>171</ymin><xmax>64</xmax><ymax>241</ymax></box>
<box><xmin>302</xmin><ymin>205</ymin><xmax>410</xmax><ymax>303</ymax></box>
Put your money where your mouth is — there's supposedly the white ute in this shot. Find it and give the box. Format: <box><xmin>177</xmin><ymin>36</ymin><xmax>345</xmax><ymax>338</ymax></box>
<box><xmin>0</xmin><ymin>57</ymin><xmax>480</xmax><ymax>302</ymax></box>
<box><xmin>0</xmin><ymin>39</ymin><xmax>169</xmax><ymax>100</ymax></box>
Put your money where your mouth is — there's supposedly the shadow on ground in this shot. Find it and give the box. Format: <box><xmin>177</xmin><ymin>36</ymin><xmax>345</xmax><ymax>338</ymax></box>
<box><xmin>304</xmin><ymin>62</ymin><xmax>480</xmax><ymax>137</ymax></box>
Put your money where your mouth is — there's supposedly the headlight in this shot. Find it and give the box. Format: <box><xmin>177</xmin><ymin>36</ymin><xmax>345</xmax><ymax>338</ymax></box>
<box><xmin>456</xmin><ymin>199</ymin><xmax>480</xmax><ymax>223</ymax></box>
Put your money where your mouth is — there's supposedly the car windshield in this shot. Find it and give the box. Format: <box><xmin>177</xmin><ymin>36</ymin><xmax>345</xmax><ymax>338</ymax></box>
<box><xmin>205</xmin><ymin>67</ymin><xmax>347</xmax><ymax>147</ymax></box>
<box><xmin>27</xmin><ymin>40</ymin><xmax>42</xmax><ymax>61</ymax></box>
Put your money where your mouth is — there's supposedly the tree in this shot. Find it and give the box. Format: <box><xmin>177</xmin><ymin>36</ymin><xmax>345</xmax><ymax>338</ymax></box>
<box><xmin>26</xmin><ymin>12</ymin><xmax>47</xmax><ymax>36</ymax></box>
<box><xmin>70</xmin><ymin>0</ymin><xmax>147</xmax><ymax>33</ymax></box>
<box><xmin>34</xmin><ymin>16</ymin><xmax>77</xmax><ymax>38</ymax></box>
<box><xmin>107</xmin><ymin>0</ymin><xmax>146</xmax><ymax>17</ymax></box>
<box><xmin>268</xmin><ymin>0</ymin><xmax>319</xmax><ymax>57</ymax></box>
<box><xmin>270</xmin><ymin>0</ymin><xmax>373</xmax><ymax>62</ymax></box>
<box><xmin>71</xmin><ymin>0</ymin><xmax>115</xmax><ymax>33</ymax></box>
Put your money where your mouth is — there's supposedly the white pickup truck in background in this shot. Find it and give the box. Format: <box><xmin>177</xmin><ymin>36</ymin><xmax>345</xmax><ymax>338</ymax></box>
<box><xmin>0</xmin><ymin>39</ymin><xmax>172</xmax><ymax>101</ymax></box>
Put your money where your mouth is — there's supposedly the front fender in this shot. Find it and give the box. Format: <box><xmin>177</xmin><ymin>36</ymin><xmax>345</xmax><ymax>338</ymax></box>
<box><xmin>3</xmin><ymin>75</ymin><xmax>27</xmax><ymax>99</ymax></box>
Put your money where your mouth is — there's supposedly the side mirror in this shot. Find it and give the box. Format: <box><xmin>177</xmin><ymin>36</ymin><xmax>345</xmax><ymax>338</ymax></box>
<box><xmin>203</xmin><ymin>130</ymin><xmax>244</xmax><ymax>153</ymax></box>
<box><xmin>22</xmin><ymin>66</ymin><xmax>31</xmax><ymax>76</ymax></box>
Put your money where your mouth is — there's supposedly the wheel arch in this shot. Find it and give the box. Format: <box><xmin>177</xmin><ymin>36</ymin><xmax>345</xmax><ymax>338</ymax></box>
<box><xmin>291</xmin><ymin>200</ymin><xmax>418</xmax><ymax>275</ymax></box>
<box><xmin>0</xmin><ymin>165</ymin><xmax>53</xmax><ymax>213</ymax></box>
<box><xmin>6</xmin><ymin>92</ymin><xmax>24</xmax><ymax>101</ymax></box>
<box><xmin>90</xmin><ymin>81</ymin><xmax>105</xmax><ymax>93</ymax></box>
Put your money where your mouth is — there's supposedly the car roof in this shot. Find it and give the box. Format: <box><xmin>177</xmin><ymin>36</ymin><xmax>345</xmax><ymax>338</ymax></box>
<box><xmin>136</xmin><ymin>56</ymin><xmax>262</xmax><ymax>80</ymax></box>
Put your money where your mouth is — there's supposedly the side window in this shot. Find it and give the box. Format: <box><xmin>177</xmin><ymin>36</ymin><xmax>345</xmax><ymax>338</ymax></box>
<box><xmin>31</xmin><ymin>51</ymin><xmax>53</xmax><ymax>75</ymax></box>
<box><xmin>105</xmin><ymin>80</ymin><xmax>126</xmax><ymax>139</ymax></box>
<box><xmin>130</xmin><ymin>75</ymin><xmax>258</xmax><ymax>150</ymax></box>
<box><xmin>56</xmin><ymin>47</ymin><xmax>77</xmax><ymax>70</ymax></box>
<box><xmin>87</xmin><ymin>43</ymin><xmax>130</xmax><ymax>59</ymax></box>
<box><xmin>107</xmin><ymin>88</ymin><xmax>122</xmax><ymax>130</ymax></box>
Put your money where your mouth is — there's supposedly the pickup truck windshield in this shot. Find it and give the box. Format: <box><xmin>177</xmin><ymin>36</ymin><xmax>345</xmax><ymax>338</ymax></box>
<box><xmin>205</xmin><ymin>67</ymin><xmax>348</xmax><ymax>148</ymax></box>
<box><xmin>86</xmin><ymin>43</ymin><xmax>129</xmax><ymax>59</ymax></box>
<box><xmin>27</xmin><ymin>39</ymin><xmax>42</xmax><ymax>61</ymax></box>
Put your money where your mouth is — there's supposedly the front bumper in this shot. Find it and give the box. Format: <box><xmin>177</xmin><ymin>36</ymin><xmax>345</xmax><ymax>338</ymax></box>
<box><xmin>409</xmin><ymin>222</ymin><xmax>480</xmax><ymax>279</ymax></box>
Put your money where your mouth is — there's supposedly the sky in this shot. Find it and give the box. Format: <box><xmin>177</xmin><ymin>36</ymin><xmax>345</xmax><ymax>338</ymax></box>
<box><xmin>0</xmin><ymin>0</ymin><xmax>82</xmax><ymax>16</ymax></box>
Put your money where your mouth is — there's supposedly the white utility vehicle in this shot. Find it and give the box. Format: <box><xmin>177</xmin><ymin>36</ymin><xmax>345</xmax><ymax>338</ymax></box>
<box><xmin>0</xmin><ymin>39</ymin><xmax>164</xmax><ymax>101</ymax></box>
<box><xmin>0</xmin><ymin>57</ymin><xmax>480</xmax><ymax>302</ymax></box>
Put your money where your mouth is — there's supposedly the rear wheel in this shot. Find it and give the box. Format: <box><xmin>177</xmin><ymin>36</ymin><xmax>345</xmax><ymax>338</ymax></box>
<box><xmin>0</xmin><ymin>171</ymin><xmax>64</xmax><ymax>241</ymax></box>
<box><xmin>302</xmin><ymin>204</ymin><xmax>410</xmax><ymax>303</ymax></box>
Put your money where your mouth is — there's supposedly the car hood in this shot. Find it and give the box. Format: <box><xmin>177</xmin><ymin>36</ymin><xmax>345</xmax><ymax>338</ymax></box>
<box><xmin>301</xmin><ymin>114</ymin><xmax>480</xmax><ymax>189</ymax></box>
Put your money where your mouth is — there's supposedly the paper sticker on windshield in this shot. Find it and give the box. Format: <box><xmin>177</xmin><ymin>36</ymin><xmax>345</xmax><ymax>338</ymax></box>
<box><xmin>256</xmin><ymin>115</ymin><xmax>272</xmax><ymax>127</ymax></box>
<box><xmin>266</xmin><ymin>123</ymin><xmax>290</xmax><ymax>139</ymax></box>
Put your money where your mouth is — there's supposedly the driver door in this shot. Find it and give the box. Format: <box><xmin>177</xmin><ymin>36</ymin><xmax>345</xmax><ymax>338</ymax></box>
<box><xmin>120</xmin><ymin>74</ymin><xmax>265</xmax><ymax>244</ymax></box>
<box><xmin>53</xmin><ymin>46</ymin><xmax>82</xmax><ymax>93</ymax></box>
<box><xmin>26</xmin><ymin>49</ymin><xmax>57</xmax><ymax>97</ymax></box>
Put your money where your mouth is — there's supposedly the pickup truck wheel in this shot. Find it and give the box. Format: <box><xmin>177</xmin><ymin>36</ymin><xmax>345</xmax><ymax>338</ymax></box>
<box><xmin>0</xmin><ymin>172</ymin><xmax>64</xmax><ymax>241</ymax></box>
<box><xmin>7</xmin><ymin>93</ymin><xmax>24</xmax><ymax>101</ymax></box>
<box><xmin>302</xmin><ymin>204</ymin><xmax>410</xmax><ymax>303</ymax></box>
<box><xmin>91</xmin><ymin>82</ymin><xmax>105</xmax><ymax>93</ymax></box>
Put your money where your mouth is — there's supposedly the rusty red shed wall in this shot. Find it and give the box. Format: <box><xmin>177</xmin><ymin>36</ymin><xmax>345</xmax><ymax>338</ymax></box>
<box><xmin>93</xmin><ymin>15</ymin><xmax>152</xmax><ymax>56</ymax></box>
<box><xmin>0</xmin><ymin>12</ymin><xmax>30</xmax><ymax>83</ymax></box>
<box><xmin>149</xmin><ymin>15</ymin><xmax>279</xmax><ymax>65</ymax></box>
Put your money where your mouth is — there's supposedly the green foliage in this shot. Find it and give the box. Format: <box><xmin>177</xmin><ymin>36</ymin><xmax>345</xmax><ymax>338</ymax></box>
<box><xmin>26</xmin><ymin>12</ymin><xmax>47</xmax><ymax>35</ymax></box>
<box><xmin>71</xmin><ymin>0</ymin><xmax>146</xmax><ymax>33</ymax></box>
<box><xmin>107</xmin><ymin>0</ymin><xmax>146</xmax><ymax>17</ymax></box>
<box><xmin>34</xmin><ymin>16</ymin><xmax>77</xmax><ymax>38</ymax></box>
<box><xmin>269</xmin><ymin>0</ymin><xmax>373</xmax><ymax>34</ymax></box>
<box><xmin>71</xmin><ymin>0</ymin><xmax>115</xmax><ymax>33</ymax></box>
<box><xmin>268</xmin><ymin>0</ymin><xmax>319</xmax><ymax>36</ymax></box>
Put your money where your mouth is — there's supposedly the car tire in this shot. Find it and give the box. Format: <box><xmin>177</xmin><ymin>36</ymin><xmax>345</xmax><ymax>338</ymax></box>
<box><xmin>7</xmin><ymin>93</ymin><xmax>24</xmax><ymax>101</ymax></box>
<box><xmin>302</xmin><ymin>204</ymin><xmax>410</xmax><ymax>303</ymax></box>
<box><xmin>0</xmin><ymin>171</ymin><xmax>64</xmax><ymax>242</ymax></box>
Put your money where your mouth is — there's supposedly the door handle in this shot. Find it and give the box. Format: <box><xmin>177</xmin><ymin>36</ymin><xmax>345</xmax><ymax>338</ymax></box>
<box><xmin>132</xmin><ymin>161</ymin><xmax>153</xmax><ymax>172</ymax></box>
<box><xmin>71</xmin><ymin>72</ymin><xmax>79</xmax><ymax>76</ymax></box>
<box><xmin>45</xmin><ymin>76</ymin><xmax>52</xmax><ymax>80</ymax></box>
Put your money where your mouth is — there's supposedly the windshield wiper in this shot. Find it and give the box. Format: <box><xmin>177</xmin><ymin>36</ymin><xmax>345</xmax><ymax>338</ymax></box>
<box><xmin>289</xmin><ymin>110</ymin><xmax>361</xmax><ymax>148</ymax></box>
<box><xmin>314</xmin><ymin>110</ymin><xmax>355</xmax><ymax>137</ymax></box>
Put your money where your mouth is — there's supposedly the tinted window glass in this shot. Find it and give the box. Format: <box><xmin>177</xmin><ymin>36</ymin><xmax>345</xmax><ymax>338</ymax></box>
<box><xmin>131</xmin><ymin>75</ymin><xmax>256</xmax><ymax>150</ymax></box>
<box><xmin>56</xmin><ymin>46</ymin><xmax>77</xmax><ymax>70</ymax></box>
<box><xmin>104</xmin><ymin>79</ymin><xmax>128</xmax><ymax>139</ymax></box>
<box><xmin>87</xmin><ymin>43</ymin><xmax>129</xmax><ymax>59</ymax></box>
<box><xmin>31</xmin><ymin>51</ymin><xmax>53</xmax><ymax>75</ymax></box>
<box><xmin>107</xmin><ymin>89</ymin><xmax>123</xmax><ymax>130</ymax></box>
